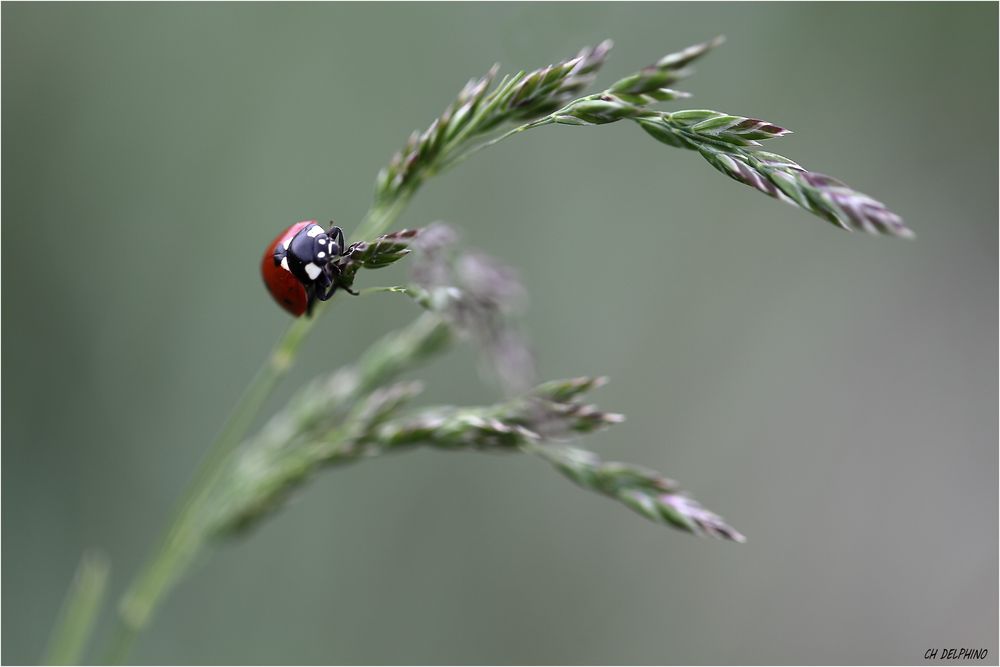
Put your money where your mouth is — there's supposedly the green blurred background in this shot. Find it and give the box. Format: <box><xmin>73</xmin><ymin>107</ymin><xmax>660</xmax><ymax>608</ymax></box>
<box><xmin>3</xmin><ymin>3</ymin><xmax>997</xmax><ymax>664</ymax></box>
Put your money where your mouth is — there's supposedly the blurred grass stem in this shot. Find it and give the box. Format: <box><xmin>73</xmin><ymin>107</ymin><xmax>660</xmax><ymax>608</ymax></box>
<box><xmin>44</xmin><ymin>551</ymin><xmax>109</xmax><ymax>665</ymax></box>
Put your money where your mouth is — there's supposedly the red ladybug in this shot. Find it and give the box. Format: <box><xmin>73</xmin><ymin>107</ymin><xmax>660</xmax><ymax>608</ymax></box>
<box><xmin>261</xmin><ymin>220</ymin><xmax>357</xmax><ymax>317</ymax></box>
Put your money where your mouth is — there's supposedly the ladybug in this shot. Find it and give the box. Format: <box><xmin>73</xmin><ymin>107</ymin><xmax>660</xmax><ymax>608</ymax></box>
<box><xmin>261</xmin><ymin>220</ymin><xmax>358</xmax><ymax>316</ymax></box>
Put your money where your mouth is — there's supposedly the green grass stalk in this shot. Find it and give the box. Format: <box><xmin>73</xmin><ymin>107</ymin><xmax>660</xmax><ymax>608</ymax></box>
<box><xmin>44</xmin><ymin>551</ymin><xmax>109</xmax><ymax>666</ymax></box>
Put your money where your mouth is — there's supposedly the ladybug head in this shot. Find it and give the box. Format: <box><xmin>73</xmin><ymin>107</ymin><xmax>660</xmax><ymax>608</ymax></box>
<box><xmin>314</xmin><ymin>233</ymin><xmax>340</xmax><ymax>263</ymax></box>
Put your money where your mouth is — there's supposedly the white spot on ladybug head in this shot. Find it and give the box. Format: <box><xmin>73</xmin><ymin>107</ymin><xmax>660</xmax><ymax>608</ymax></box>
<box><xmin>280</xmin><ymin>257</ymin><xmax>290</xmax><ymax>272</ymax></box>
<box><xmin>306</xmin><ymin>225</ymin><xmax>323</xmax><ymax>238</ymax></box>
<box><xmin>304</xmin><ymin>263</ymin><xmax>322</xmax><ymax>280</ymax></box>
<box><xmin>318</xmin><ymin>238</ymin><xmax>327</xmax><ymax>245</ymax></box>
<box><xmin>317</xmin><ymin>251</ymin><xmax>326</xmax><ymax>259</ymax></box>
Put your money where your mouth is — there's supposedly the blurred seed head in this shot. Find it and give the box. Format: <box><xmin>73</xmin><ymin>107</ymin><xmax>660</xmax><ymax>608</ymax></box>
<box><xmin>410</xmin><ymin>223</ymin><xmax>535</xmax><ymax>394</ymax></box>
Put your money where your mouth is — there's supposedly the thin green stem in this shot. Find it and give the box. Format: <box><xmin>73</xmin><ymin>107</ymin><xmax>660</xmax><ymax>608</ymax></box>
<box><xmin>356</xmin><ymin>285</ymin><xmax>412</xmax><ymax>297</ymax></box>
<box><xmin>351</xmin><ymin>193</ymin><xmax>411</xmax><ymax>245</ymax></box>
<box><xmin>44</xmin><ymin>551</ymin><xmax>109</xmax><ymax>665</ymax></box>
<box><xmin>438</xmin><ymin>117</ymin><xmax>554</xmax><ymax>174</ymax></box>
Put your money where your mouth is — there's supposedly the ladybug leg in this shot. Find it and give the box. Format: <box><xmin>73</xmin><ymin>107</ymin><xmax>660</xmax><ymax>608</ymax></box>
<box><xmin>327</xmin><ymin>224</ymin><xmax>348</xmax><ymax>257</ymax></box>
<box><xmin>328</xmin><ymin>263</ymin><xmax>359</xmax><ymax>296</ymax></box>
<box><xmin>315</xmin><ymin>270</ymin><xmax>337</xmax><ymax>302</ymax></box>
<box><xmin>335</xmin><ymin>278</ymin><xmax>360</xmax><ymax>296</ymax></box>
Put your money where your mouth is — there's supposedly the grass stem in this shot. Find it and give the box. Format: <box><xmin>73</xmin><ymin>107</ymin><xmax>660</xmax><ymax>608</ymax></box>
<box><xmin>438</xmin><ymin>119</ymin><xmax>551</xmax><ymax>173</ymax></box>
<box><xmin>105</xmin><ymin>316</ymin><xmax>315</xmax><ymax>662</ymax></box>
<box><xmin>44</xmin><ymin>551</ymin><xmax>109</xmax><ymax>666</ymax></box>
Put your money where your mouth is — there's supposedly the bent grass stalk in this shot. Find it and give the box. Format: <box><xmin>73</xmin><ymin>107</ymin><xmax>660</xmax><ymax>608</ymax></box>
<box><xmin>81</xmin><ymin>37</ymin><xmax>908</xmax><ymax>663</ymax></box>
